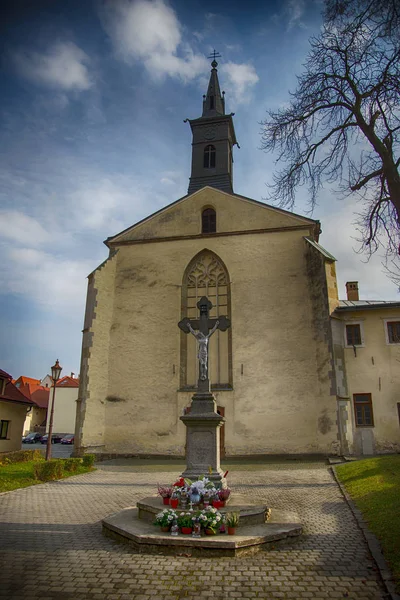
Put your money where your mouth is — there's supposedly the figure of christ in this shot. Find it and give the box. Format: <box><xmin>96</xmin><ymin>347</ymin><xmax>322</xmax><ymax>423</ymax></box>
<box><xmin>186</xmin><ymin>320</ymin><xmax>220</xmax><ymax>381</ymax></box>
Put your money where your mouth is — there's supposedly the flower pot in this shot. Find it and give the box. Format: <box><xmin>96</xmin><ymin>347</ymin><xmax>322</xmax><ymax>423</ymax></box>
<box><xmin>212</xmin><ymin>500</ymin><xmax>223</xmax><ymax>509</ymax></box>
<box><xmin>227</xmin><ymin>527</ymin><xmax>236</xmax><ymax>535</ymax></box>
<box><xmin>170</xmin><ymin>498</ymin><xmax>179</xmax><ymax>508</ymax></box>
<box><xmin>205</xmin><ymin>528</ymin><xmax>216</xmax><ymax>535</ymax></box>
<box><xmin>162</xmin><ymin>497</ymin><xmax>170</xmax><ymax>505</ymax></box>
<box><xmin>160</xmin><ymin>526</ymin><xmax>170</xmax><ymax>532</ymax></box>
<box><xmin>181</xmin><ymin>527</ymin><xmax>193</xmax><ymax>535</ymax></box>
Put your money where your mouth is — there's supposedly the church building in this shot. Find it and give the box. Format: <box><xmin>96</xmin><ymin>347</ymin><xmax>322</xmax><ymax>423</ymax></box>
<box><xmin>75</xmin><ymin>60</ymin><xmax>400</xmax><ymax>458</ymax></box>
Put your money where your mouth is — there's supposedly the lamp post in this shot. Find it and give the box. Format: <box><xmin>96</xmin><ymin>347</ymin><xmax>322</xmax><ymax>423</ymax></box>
<box><xmin>46</xmin><ymin>359</ymin><xmax>62</xmax><ymax>461</ymax></box>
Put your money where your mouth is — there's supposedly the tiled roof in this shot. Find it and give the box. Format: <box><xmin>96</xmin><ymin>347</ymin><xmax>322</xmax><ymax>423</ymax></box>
<box><xmin>55</xmin><ymin>376</ymin><xmax>79</xmax><ymax>388</ymax></box>
<box><xmin>19</xmin><ymin>383</ymin><xmax>49</xmax><ymax>409</ymax></box>
<box><xmin>13</xmin><ymin>376</ymin><xmax>42</xmax><ymax>386</ymax></box>
<box><xmin>0</xmin><ymin>369</ymin><xmax>12</xmax><ymax>380</ymax></box>
<box><xmin>337</xmin><ymin>300</ymin><xmax>400</xmax><ymax>311</ymax></box>
<box><xmin>30</xmin><ymin>387</ymin><xmax>49</xmax><ymax>409</ymax></box>
<box><xmin>0</xmin><ymin>380</ymin><xmax>35</xmax><ymax>406</ymax></box>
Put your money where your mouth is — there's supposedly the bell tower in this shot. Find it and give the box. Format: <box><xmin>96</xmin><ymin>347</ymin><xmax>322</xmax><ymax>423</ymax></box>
<box><xmin>187</xmin><ymin>53</ymin><xmax>238</xmax><ymax>195</ymax></box>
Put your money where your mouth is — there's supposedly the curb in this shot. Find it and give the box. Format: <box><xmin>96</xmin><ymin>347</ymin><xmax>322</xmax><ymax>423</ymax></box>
<box><xmin>331</xmin><ymin>466</ymin><xmax>400</xmax><ymax>600</ymax></box>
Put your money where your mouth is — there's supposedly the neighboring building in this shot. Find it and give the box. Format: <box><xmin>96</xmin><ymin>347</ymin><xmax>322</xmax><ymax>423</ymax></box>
<box><xmin>40</xmin><ymin>374</ymin><xmax>53</xmax><ymax>389</ymax></box>
<box><xmin>13</xmin><ymin>375</ymin><xmax>41</xmax><ymax>389</ymax></box>
<box><xmin>21</xmin><ymin>383</ymin><xmax>49</xmax><ymax>436</ymax></box>
<box><xmin>0</xmin><ymin>369</ymin><xmax>35</xmax><ymax>452</ymax></box>
<box><xmin>74</xmin><ymin>59</ymin><xmax>400</xmax><ymax>459</ymax></box>
<box><xmin>47</xmin><ymin>375</ymin><xmax>79</xmax><ymax>435</ymax></box>
<box><xmin>332</xmin><ymin>282</ymin><xmax>400</xmax><ymax>455</ymax></box>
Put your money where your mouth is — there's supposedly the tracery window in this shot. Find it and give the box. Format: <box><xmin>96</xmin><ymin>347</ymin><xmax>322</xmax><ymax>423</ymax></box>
<box><xmin>204</xmin><ymin>145</ymin><xmax>216</xmax><ymax>168</ymax></box>
<box><xmin>202</xmin><ymin>208</ymin><xmax>216</xmax><ymax>234</ymax></box>
<box><xmin>180</xmin><ymin>250</ymin><xmax>232</xmax><ymax>390</ymax></box>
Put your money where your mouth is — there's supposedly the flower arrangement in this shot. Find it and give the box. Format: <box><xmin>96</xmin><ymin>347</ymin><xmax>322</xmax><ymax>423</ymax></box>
<box><xmin>177</xmin><ymin>512</ymin><xmax>196</xmax><ymax>528</ymax></box>
<box><xmin>218</xmin><ymin>487</ymin><xmax>231</xmax><ymax>501</ymax></box>
<box><xmin>154</xmin><ymin>508</ymin><xmax>177</xmax><ymax>528</ymax></box>
<box><xmin>157</xmin><ymin>485</ymin><xmax>173</xmax><ymax>498</ymax></box>
<box><xmin>196</xmin><ymin>506</ymin><xmax>223</xmax><ymax>533</ymax></box>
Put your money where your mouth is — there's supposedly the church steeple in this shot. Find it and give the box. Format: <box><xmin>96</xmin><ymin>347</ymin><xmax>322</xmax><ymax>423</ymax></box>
<box><xmin>202</xmin><ymin>59</ymin><xmax>225</xmax><ymax>117</ymax></box>
<box><xmin>186</xmin><ymin>54</ymin><xmax>238</xmax><ymax>196</ymax></box>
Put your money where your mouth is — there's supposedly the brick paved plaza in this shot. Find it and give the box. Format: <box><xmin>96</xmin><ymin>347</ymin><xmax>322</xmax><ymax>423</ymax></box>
<box><xmin>0</xmin><ymin>460</ymin><xmax>387</xmax><ymax>599</ymax></box>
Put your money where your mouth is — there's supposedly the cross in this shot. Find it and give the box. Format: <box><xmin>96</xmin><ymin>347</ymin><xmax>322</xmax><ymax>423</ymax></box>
<box><xmin>208</xmin><ymin>49</ymin><xmax>221</xmax><ymax>64</ymax></box>
<box><xmin>178</xmin><ymin>296</ymin><xmax>230</xmax><ymax>393</ymax></box>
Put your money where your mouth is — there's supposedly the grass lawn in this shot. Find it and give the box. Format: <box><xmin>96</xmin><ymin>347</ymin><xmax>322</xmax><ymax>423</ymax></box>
<box><xmin>0</xmin><ymin>460</ymin><xmax>94</xmax><ymax>493</ymax></box>
<box><xmin>336</xmin><ymin>455</ymin><xmax>400</xmax><ymax>592</ymax></box>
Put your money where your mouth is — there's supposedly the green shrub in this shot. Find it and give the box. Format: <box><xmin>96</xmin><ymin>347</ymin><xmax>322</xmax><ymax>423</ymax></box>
<box><xmin>61</xmin><ymin>458</ymin><xmax>82</xmax><ymax>472</ymax></box>
<box><xmin>0</xmin><ymin>449</ymin><xmax>42</xmax><ymax>465</ymax></box>
<box><xmin>82</xmin><ymin>454</ymin><xmax>95</xmax><ymax>468</ymax></box>
<box><xmin>33</xmin><ymin>460</ymin><xmax>63</xmax><ymax>481</ymax></box>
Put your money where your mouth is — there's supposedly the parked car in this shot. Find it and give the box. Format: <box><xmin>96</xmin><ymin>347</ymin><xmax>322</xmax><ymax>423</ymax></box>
<box><xmin>40</xmin><ymin>433</ymin><xmax>63</xmax><ymax>444</ymax></box>
<box><xmin>61</xmin><ymin>434</ymin><xmax>74</xmax><ymax>445</ymax></box>
<box><xmin>22</xmin><ymin>432</ymin><xmax>43</xmax><ymax>443</ymax></box>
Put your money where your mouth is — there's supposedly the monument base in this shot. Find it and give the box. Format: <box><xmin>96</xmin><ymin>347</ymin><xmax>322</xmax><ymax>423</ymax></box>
<box><xmin>180</xmin><ymin>391</ymin><xmax>225</xmax><ymax>486</ymax></box>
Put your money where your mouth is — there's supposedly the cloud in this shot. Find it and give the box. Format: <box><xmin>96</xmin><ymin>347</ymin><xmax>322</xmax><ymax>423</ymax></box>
<box><xmin>12</xmin><ymin>41</ymin><xmax>93</xmax><ymax>91</ymax></box>
<box><xmin>286</xmin><ymin>0</ymin><xmax>306</xmax><ymax>30</ymax></box>
<box><xmin>99</xmin><ymin>0</ymin><xmax>208</xmax><ymax>81</ymax></box>
<box><xmin>1</xmin><ymin>247</ymin><xmax>91</xmax><ymax>313</ymax></box>
<box><xmin>0</xmin><ymin>211</ymin><xmax>55</xmax><ymax>247</ymax></box>
<box><xmin>223</xmin><ymin>62</ymin><xmax>259</xmax><ymax>104</ymax></box>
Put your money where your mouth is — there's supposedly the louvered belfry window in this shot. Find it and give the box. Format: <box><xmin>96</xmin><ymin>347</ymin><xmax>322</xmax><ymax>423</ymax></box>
<box><xmin>204</xmin><ymin>145</ymin><xmax>216</xmax><ymax>168</ymax></box>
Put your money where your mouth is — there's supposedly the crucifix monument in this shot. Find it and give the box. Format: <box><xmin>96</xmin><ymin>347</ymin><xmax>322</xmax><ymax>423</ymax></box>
<box><xmin>178</xmin><ymin>296</ymin><xmax>231</xmax><ymax>486</ymax></box>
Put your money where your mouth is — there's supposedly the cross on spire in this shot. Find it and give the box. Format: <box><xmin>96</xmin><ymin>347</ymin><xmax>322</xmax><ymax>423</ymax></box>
<box><xmin>207</xmin><ymin>49</ymin><xmax>221</xmax><ymax>68</ymax></box>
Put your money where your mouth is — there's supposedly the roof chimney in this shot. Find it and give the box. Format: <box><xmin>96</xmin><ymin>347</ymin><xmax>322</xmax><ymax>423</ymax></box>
<box><xmin>346</xmin><ymin>281</ymin><xmax>359</xmax><ymax>301</ymax></box>
<box><xmin>70</xmin><ymin>372</ymin><xmax>75</xmax><ymax>378</ymax></box>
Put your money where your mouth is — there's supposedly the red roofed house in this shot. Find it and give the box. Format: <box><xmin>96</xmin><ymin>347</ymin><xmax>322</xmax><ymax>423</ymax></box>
<box><xmin>0</xmin><ymin>370</ymin><xmax>35</xmax><ymax>452</ymax></box>
<box><xmin>20</xmin><ymin>383</ymin><xmax>49</xmax><ymax>436</ymax></box>
<box><xmin>46</xmin><ymin>374</ymin><xmax>79</xmax><ymax>436</ymax></box>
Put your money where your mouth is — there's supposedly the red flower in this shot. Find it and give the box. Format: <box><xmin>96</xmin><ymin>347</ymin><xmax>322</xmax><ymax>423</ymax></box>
<box><xmin>173</xmin><ymin>478</ymin><xmax>185</xmax><ymax>487</ymax></box>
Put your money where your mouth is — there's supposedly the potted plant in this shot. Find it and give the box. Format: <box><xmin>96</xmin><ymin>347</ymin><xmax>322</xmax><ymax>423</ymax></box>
<box><xmin>218</xmin><ymin>487</ymin><xmax>231</xmax><ymax>506</ymax></box>
<box><xmin>199</xmin><ymin>506</ymin><xmax>222</xmax><ymax>535</ymax></box>
<box><xmin>225</xmin><ymin>512</ymin><xmax>239</xmax><ymax>535</ymax></box>
<box><xmin>177</xmin><ymin>512</ymin><xmax>195</xmax><ymax>534</ymax></box>
<box><xmin>154</xmin><ymin>508</ymin><xmax>177</xmax><ymax>532</ymax></box>
<box><xmin>157</xmin><ymin>485</ymin><xmax>173</xmax><ymax>505</ymax></box>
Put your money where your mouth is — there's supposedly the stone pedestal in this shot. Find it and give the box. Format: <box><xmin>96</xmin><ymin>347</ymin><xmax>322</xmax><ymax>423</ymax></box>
<box><xmin>180</xmin><ymin>391</ymin><xmax>225</xmax><ymax>486</ymax></box>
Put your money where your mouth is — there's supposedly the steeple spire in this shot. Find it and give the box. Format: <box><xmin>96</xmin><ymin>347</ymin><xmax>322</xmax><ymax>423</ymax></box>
<box><xmin>186</xmin><ymin>52</ymin><xmax>238</xmax><ymax>196</ymax></box>
<box><xmin>202</xmin><ymin>52</ymin><xmax>225</xmax><ymax>117</ymax></box>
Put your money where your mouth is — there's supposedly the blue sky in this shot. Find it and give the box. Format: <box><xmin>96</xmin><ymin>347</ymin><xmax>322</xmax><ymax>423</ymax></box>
<box><xmin>1</xmin><ymin>0</ymin><xmax>398</xmax><ymax>380</ymax></box>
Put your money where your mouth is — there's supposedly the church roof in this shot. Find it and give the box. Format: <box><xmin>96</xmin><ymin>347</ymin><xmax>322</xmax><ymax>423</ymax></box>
<box><xmin>104</xmin><ymin>187</ymin><xmax>319</xmax><ymax>247</ymax></box>
<box><xmin>336</xmin><ymin>300</ymin><xmax>400</xmax><ymax>311</ymax></box>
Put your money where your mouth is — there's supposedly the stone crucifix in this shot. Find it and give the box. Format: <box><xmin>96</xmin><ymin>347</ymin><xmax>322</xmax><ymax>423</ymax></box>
<box><xmin>178</xmin><ymin>296</ymin><xmax>230</xmax><ymax>393</ymax></box>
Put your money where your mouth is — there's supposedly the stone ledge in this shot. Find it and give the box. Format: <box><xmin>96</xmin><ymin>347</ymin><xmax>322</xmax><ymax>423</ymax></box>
<box><xmin>102</xmin><ymin>507</ymin><xmax>302</xmax><ymax>557</ymax></box>
<box><xmin>137</xmin><ymin>495</ymin><xmax>271</xmax><ymax>526</ymax></box>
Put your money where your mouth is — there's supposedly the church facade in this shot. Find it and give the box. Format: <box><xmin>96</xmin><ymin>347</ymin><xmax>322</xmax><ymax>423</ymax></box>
<box><xmin>74</xmin><ymin>61</ymin><xmax>400</xmax><ymax>458</ymax></box>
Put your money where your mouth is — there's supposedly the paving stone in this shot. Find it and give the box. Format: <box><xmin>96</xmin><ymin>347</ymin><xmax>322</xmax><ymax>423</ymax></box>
<box><xmin>0</xmin><ymin>461</ymin><xmax>389</xmax><ymax>599</ymax></box>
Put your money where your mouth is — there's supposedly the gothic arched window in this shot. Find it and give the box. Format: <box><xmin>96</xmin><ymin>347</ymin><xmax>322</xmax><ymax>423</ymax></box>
<box><xmin>204</xmin><ymin>145</ymin><xmax>216</xmax><ymax>169</ymax></box>
<box><xmin>202</xmin><ymin>208</ymin><xmax>216</xmax><ymax>234</ymax></box>
<box><xmin>180</xmin><ymin>250</ymin><xmax>232</xmax><ymax>390</ymax></box>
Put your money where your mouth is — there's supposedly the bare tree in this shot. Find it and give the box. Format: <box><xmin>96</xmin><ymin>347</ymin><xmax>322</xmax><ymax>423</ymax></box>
<box><xmin>261</xmin><ymin>0</ymin><xmax>400</xmax><ymax>258</ymax></box>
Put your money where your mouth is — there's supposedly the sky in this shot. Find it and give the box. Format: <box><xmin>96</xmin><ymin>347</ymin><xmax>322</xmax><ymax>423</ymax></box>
<box><xmin>1</xmin><ymin>0</ymin><xmax>399</xmax><ymax>380</ymax></box>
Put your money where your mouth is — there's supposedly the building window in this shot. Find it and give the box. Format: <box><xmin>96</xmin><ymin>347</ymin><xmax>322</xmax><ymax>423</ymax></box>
<box><xmin>180</xmin><ymin>250</ymin><xmax>232</xmax><ymax>390</ymax></box>
<box><xmin>0</xmin><ymin>420</ymin><xmax>10</xmax><ymax>439</ymax></box>
<box><xmin>353</xmin><ymin>394</ymin><xmax>374</xmax><ymax>427</ymax></box>
<box><xmin>202</xmin><ymin>208</ymin><xmax>216</xmax><ymax>234</ymax></box>
<box><xmin>204</xmin><ymin>145</ymin><xmax>216</xmax><ymax>168</ymax></box>
<box><xmin>387</xmin><ymin>321</ymin><xmax>400</xmax><ymax>344</ymax></box>
<box><xmin>345</xmin><ymin>323</ymin><xmax>362</xmax><ymax>346</ymax></box>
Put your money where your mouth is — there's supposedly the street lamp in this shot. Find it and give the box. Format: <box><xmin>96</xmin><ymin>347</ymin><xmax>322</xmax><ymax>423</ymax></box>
<box><xmin>45</xmin><ymin>359</ymin><xmax>62</xmax><ymax>461</ymax></box>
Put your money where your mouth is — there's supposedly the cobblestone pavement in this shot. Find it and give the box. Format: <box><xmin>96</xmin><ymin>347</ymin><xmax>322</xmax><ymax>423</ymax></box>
<box><xmin>0</xmin><ymin>461</ymin><xmax>387</xmax><ymax>599</ymax></box>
